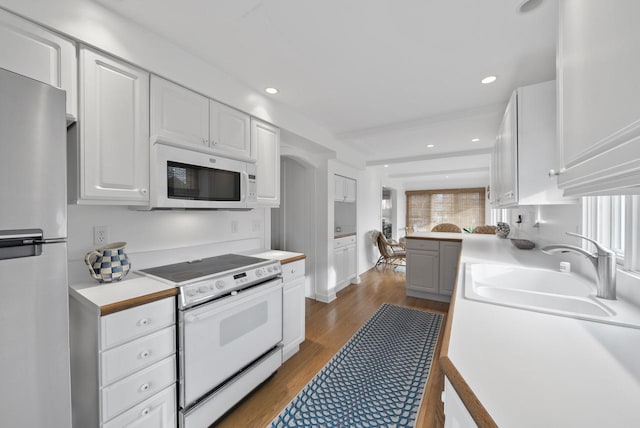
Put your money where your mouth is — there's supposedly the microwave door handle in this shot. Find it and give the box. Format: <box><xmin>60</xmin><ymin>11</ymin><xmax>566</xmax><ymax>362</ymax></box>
<box><xmin>241</xmin><ymin>171</ymin><xmax>248</xmax><ymax>202</ymax></box>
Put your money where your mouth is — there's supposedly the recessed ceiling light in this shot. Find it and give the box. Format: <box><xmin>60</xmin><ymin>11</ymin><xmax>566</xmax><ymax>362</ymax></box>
<box><xmin>265</xmin><ymin>87</ymin><xmax>279</xmax><ymax>95</ymax></box>
<box><xmin>472</xmin><ymin>138</ymin><xmax>480</xmax><ymax>142</ymax></box>
<box><xmin>481</xmin><ymin>76</ymin><xmax>497</xmax><ymax>84</ymax></box>
<box><xmin>383</xmin><ymin>164</ymin><xmax>389</xmax><ymax>168</ymax></box>
<box><xmin>427</xmin><ymin>144</ymin><xmax>435</xmax><ymax>148</ymax></box>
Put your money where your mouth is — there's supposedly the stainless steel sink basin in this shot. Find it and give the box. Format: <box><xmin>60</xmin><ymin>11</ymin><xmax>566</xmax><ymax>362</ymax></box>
<box><xmin>464</xmin><ymin>263</ymin><xmax>640</xmax><ymax>328</ymax></box>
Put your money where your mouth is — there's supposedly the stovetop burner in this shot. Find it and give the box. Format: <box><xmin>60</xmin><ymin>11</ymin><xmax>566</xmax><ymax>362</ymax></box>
<box><xmin>140</xmin><ymin>254</ymin><xmax>270</xmax><ymax>283</ymax></box>
<box><xmin>139</xmin><ymin>253</ymin><xmax>282</xmax><ymax>309</ymax></box>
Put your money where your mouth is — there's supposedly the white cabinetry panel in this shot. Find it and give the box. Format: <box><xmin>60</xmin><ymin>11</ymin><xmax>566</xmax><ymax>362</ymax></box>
<box><xmin>103</xmin><ymin>385</ymin><xmax>176</xmax><ymax>428</ymax></box>
<box><xmin>252</xmin><ymin>118</ymin><xmax>280</xmax><ymax>207</ymax></box>
<box><xmin>444</xmin><ymin>377</ymin><xmax>477</xmax><ymax>428</ymax></box>
<box><xmin>79</xmin><ymin>47</ymin><xmax>149</xmax><ymax>204</ymax></box>
<box><xmin>210</xmin><ymin>100</ymin><xmax>252</xmax><ymax>160</ymax></box>
<box><xmin>283</xmin><ymin>274</ymin><xmax>305</xmax><ymax>362</ymax></box>
<box><xmin>150</xmin><ymin>76</ymin><xmax>209</xmax><ymax>148</ymax></box>
<box><xmin>491</xmin><ymin>81</ymin><xmax>570</xmax><ymax>207</ymax></box>
<box><xmin>0</xmin><ymin>9</ymin><xmax>77</xmax><ymax>118</ymax></box>
<box><xmin>557</xmin><ymin>1</ymin><xmax>640</xmax><ymax>195</ymax></box>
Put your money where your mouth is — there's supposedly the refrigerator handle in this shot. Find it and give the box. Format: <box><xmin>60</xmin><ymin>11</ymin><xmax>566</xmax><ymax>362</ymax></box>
<box><xmin>0</xmin><ymin>229</ymin><xmax>45</xmax><ymax>261</ymax></box>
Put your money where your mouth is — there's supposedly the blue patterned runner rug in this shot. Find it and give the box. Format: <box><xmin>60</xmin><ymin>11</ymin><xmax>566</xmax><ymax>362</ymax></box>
<box><xmin>270</xmin><ymin>304</ymin><xmax>443</xmax><ymax>427</ymax></box>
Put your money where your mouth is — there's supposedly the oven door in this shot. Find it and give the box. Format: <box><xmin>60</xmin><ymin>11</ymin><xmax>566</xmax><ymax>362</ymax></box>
<box><xmin>179</xmin><ymin>278</ymin><xmax>282</xmax><ymax>409</ymax></box>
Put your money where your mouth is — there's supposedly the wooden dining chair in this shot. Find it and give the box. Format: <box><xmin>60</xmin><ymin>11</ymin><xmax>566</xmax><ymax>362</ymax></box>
<box><xmin>431</xmin><ymin>223</ymin><xmax>462</xmax><ymax>233</ymax></box>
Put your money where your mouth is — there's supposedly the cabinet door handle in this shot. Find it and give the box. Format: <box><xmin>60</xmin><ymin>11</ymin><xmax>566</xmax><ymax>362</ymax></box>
<box><xmin>139</xmin><ymin>350</ymin><xmax>150</xmax><ymax>358</ymax></box>
<box><xmin>548</xmin><ymin>169</ymin><xmax>560</xmax><ymax>177</ymax></box>
<box><xmin>139</xmin><ymin>383</ymin><xmax>150</xmax><ymax>392</ymax></box>
<box><xmin>138</xmin><ymin>318</ymin><xmax>149</xmax><ymax>326</ymax></box>
<box><xmin>140</xmin><ymin>188</ymin><xmax>148</xmax><ymax>195</ymax></box>
<box><xmin>140</xmin><ymin>408</ymin><xmax>151</xmax><ymax>417</ymax></box>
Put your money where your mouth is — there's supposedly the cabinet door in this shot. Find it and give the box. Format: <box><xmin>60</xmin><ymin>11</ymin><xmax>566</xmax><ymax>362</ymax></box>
<box><xmin>150</xmin><ymin>76</ymin><xmax>209</xmax><ymax>148</ymax></box>
<box><xmin>282</xmin><ymin>277</ymin><xmax>305</xmax><ymax>361</ymax></box>
<box><xmin>334</xmin><ymin>175</ymin><xmax>345</xmax><ymax>201</ymax></box>
<box><xmin>0</xmin><ymin>9</ymin><xmax>77</xmax><ymax>119</ymax></box>
<box><xmin>497</xmin><ymin>91</ymin><xmax>518</xmax><ymax>207</ymax></box>
<box><xmin>344</xmin><ymin>178</ymin><xmax>357</xmax><ymax>202</ymax></box>
<box><xmin>489</xmin><ymin>139</ymin><xmax>500</xmax><ymax>205</ymax></box>
<box><xmin>79</xmin><ymin>47</ymin><xmax>149</xmax><ymax>204</ymax></box>
<box><xmin>557</xmin><ymin>1</ymin><xmax>640</xmax><ymax>195</ymax></box>
<box><xmin>406</xmin><ymin>250</ymin><xmax>439</xmax><ymax>294</ymax></box>
<box><xmin>103</xmin><ymin>384</ymin><xmax>176</xmax><ymax>428</ymax></box>
<box><xmin>252</xmin><ymin>118</ymin><xmax>280</xmax><ymax>207</ymax></box>
<box><xmin>439</xmin><ymin>242</ymin><xmax>461</xmax><ymax>295</ymax></box>
<box><xmin>444</xmin><ymin>377</ymin><xmax>477</xmax><ymax>428</ymax></box>
<box><xmin>210</xmin><ymin>100</ymin><xmax>252</xmax><ymax>160</ymax></box>
<box><xmin>346</xmin><ymin>244</ymin><xmax>357</xmax><ymax>279</ymax></box>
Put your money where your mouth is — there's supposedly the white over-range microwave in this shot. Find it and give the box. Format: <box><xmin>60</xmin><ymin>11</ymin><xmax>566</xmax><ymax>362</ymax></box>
<box><xmin>147</xmin><ymin>142</ymin><xmax>257</xmax><ymax>209</ymax></box>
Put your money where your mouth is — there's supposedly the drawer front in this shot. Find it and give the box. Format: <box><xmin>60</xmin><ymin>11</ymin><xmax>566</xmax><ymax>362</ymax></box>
<box><xmin>103</xmin><ymin>384</ymin><xmax>176</xmax><ymax>428</ymax></box>
<box><xmin>101</xmin><ymin>355</ymin><xmax>176</xmax><ymax>423</ymax></box>
<box><xmin>101</xmin><ymin>297</ymin><xmax>175</xmax><ymax>350</ymax></box>
<box><xmin>282</xmin><ymin>259</ymin><xmax>305</xmax><ymax>282</ymax></box>
<box><xmin>101</xmin><ymin>326</ymin><xmax>176</xmax><ymax>387</ymax></box>
<box><xmin>334</xmin><ymin>235</ymin><xmax>356</xmax><ymax>249</ymax></box>
<box><xmin>405</xmin><ymin>238</ymin><xmax>440</xmax><ymax>251</ymax></box>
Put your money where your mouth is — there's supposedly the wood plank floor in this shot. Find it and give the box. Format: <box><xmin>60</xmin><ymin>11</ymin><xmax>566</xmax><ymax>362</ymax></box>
<box><xmin>214</xmin><ymin>266</ymin><xmax>450</xmax><ymax>427</ymax></box>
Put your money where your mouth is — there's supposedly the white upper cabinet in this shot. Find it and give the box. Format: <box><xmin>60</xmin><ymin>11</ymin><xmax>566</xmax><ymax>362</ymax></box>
<box><xmin>77</xmin><ymin>46</ymin><xmax>150</xmax><ymax>204</ymax></box>
<box><xmin>252</xmin><ymin>118</ymin><xmax>280</xmax><ymax>207</ymax></box>
<box><xmin>0</xmin><ymin>9</ymin><xmax>77</xmax><ymax>120</ymax></box>
<box><xmin>210</xmin><ymin>100</ymin><xmax>253</xmax><ymax>160</ymax></box>
<box><xmin>150</xmin><ymin>76</ymin><xmax>209</xmax><ymax>148</ymax></box>
<box><xmin>491</xmin><ymin>80</ymin><xmax>571</xmax><ymax>208</ymax></box>
<box><xmin>557</xmin><ymin>1</ymin><xmax>640</xmax><ymax>195</ymax></box>
<box><xmin>334</xmin><ymin>175</ymin><xmax>356</xmax><ymax>202</ymax></box>
<box><xmin>150</xmin><ymin>76</ymin><xmax>253</xmax><ymax>161</ymax></box>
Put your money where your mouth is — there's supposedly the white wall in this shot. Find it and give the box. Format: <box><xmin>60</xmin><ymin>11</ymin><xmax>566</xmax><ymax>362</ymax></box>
<box><xmin>67</xmin><ymin>205</ymin><xmax>268</xmax><ymax>283</ymax></box>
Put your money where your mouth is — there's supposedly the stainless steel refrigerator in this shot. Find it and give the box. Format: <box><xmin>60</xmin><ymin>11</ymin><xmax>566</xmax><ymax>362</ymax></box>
<box><xmin>0</xmin><ymin>68</ymin><xmax>72</xmax><ymax>427</ymax></box>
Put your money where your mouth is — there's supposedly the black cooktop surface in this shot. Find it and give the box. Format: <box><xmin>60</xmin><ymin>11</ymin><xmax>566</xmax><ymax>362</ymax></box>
<box><xmin>140</xmin><ymin>254</ymin><xmax>269</xmax><ymax>283</ymax></box>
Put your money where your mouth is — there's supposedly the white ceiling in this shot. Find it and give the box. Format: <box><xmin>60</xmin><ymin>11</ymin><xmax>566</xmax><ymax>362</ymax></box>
<box><xmin>96</xmin><ymin>0</ymin><xmax>557</xmax><ymax>187</ymax></box>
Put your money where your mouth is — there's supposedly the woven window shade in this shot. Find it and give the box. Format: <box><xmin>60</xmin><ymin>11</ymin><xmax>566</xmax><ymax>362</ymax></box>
<box><xmin>406</xmin><ymin>188</ymin><xmax>485</xmax><ymax>231</ymax></box>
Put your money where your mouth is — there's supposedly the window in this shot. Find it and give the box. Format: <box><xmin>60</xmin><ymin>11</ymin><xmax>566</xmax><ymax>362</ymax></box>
<box><xmin>406</xmin><ymin>188</ymin><xmax>485</xmax><ymax>232</ymax></box>
<box><xmin>583</xmin><ymin>195</ymin><xmax>640</xmax><ymax>272</ymax></box>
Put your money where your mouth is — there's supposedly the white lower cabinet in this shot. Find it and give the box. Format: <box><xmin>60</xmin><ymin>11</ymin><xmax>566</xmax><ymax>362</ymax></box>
<box><xmin>103</xmin><ymin>385</ymin><xmax>176</xmax><ymax>428</ymax></box>
<box><xmin>443</xmin><ymin>377</ymin><xmax>477</xmax><ymax>428</ymax></box>
<box><xmin>69</xmin><ymin>296</ymin><xmax>177</xmax><ymax>427</ymax></box>
<box><xmin>282</xmin><ymin>258</ymin><xmax>306</xmax><ymax>361</ymax></box>
<box><xmin>333</xmin><ymin>235</ymin><xmax>357</xmax><ymax>292</ymax></box>
<box><xmin>405</xmin><ymin>239</ymin><xmax>461</xmax><ymax>301</ymax></box>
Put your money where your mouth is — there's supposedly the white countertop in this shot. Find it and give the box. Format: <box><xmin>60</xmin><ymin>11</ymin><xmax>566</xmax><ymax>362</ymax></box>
<box><xmin>251</xmin><ymin>250</ymin><xmax>305</xmax><ymax>264</ymax></box>
<box><xmin>447</xmin><ymin>234</ymin><xmax>640</xmax><ymax>427</ymax></box>
<box><xmin>69</xmin><ymin>249</ymin><xmax>305</xmax><ymax>309</ymax></box>
<box><xmin>69</xmin><ymin>273</ymin><xmax>177</xmax><ymax>310</ymax></box>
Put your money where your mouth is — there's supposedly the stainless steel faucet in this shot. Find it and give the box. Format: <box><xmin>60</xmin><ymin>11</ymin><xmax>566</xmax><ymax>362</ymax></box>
<box><xmin>542</xmin><ymin>232</ymin><xmax>617</xmax><ymax>300</ymax></box>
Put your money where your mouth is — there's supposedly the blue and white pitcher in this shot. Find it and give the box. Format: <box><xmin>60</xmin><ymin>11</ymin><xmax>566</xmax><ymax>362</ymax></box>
<box><xmin>85</xmin><ymin>242</ymin><xmax>131</xmax><ymax>283</ymax></box>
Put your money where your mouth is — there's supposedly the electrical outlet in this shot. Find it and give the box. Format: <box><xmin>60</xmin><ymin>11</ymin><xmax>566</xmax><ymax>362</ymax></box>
<box><xmin>231</xmin><ymin>220</ymin><xmax>239</xmax><ymax>234</ymax></box>
<box><xmin>93</xmin><ymin>226</ymin><xmax>108</xmax><ymax>246</ymax></box>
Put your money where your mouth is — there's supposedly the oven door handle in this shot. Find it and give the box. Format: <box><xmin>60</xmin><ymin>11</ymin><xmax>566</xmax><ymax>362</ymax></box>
<box><xmin>183</xmin><ymin>278</ymin><xmax>282</xmax><ymax>324</ymax></box>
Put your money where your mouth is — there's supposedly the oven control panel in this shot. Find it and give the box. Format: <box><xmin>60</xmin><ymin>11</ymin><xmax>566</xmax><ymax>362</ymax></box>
<box><xmin>179</xmin><ymin>262</ymin><xmax>282</xmax><ymax>308</ymax></box>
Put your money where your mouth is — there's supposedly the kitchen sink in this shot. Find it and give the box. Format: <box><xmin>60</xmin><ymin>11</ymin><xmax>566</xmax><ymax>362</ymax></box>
<box><xmin>464</xmin><ymin>263</ymin><xmax>640</xmax><ymax>328</ymax></box>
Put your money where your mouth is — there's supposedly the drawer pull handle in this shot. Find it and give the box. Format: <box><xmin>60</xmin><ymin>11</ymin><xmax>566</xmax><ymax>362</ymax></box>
<box><xmin>141</xmin><ymin>408</ymin><xmax>150</xmax><ymax>417</ymax></box>
<box><xmin>140</xmin><ymin>350</ymin><xmax>150</xmax><ymax>358</ymax></box>
<box><xmin>138</xmin><ymin>318</ymin><xmax>149</xmax><ymax>326</ymax></box>
<box><xmin>140</xmin><ymin>383</ymin><xmax>150</xmax><ymax>392</ymax></box>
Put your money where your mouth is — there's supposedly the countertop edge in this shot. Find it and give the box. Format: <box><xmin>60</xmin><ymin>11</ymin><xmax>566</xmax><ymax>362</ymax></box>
<box><xmin>439</xmin><ymin>249</ymin><xmax>497</xmax><ymax>427</ymax></box>
<box><xmin>100</xmin><ymin>288</ymin><xmax>178</xmax><ymax>316</ymax></box>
